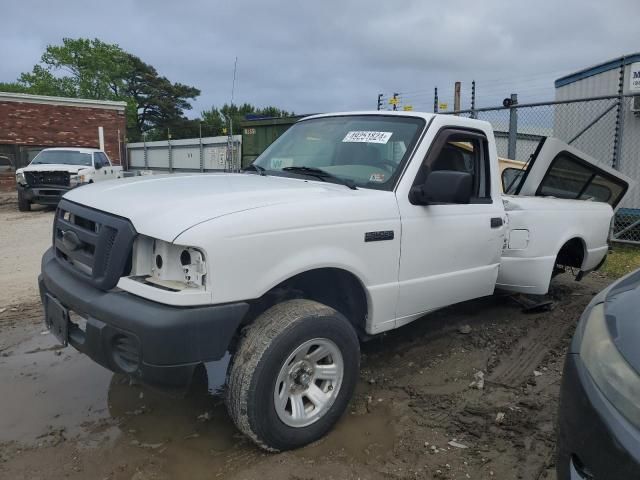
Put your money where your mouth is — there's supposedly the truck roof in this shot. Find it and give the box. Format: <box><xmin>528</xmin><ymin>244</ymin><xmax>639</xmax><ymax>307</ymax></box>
<box><xmin>301</xmin><ymin>111</ymin><xmax>494</xmax><ymax>134</ymax></box>
<box><xmin>40</xmin><ymin>147</ymin><xmax>103</xmax><ymax>154</ymax></box>
<box><xmin>303</xmin><ymin>110</ymin><xmax>437</xmax><ymax>122</ymax></box>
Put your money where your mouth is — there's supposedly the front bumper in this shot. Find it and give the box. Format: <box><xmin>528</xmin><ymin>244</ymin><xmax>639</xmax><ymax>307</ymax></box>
<box><xmin>556</xmin><ymin>353</ymin><xmax>640</xmax><ymax>479</ymax></box>
<box><xmin>39</xmin><ymin>248</ymin><xmax>249</xmax><ymax>387</ymax></box>
<box><xmin>19</xmin><ymin>183</ymin><xmax>72</xmax><ymax>205</ymax></box>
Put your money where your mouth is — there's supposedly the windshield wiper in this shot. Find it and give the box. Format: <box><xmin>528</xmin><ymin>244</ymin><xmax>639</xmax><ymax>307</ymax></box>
<box><xmin>244</xmin><ymin>164</ymin><xmax>267</xmax><ymax>176</ymax></box>
<box><xmin>282</xmin><ymin>166</ymin><xmax>357</xmax><ymax>190</ymax></box>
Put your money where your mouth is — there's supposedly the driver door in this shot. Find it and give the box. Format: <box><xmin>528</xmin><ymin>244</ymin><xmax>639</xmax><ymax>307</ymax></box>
<box><xmin>395</xmin><ymin>127</ymin><xmax>505</xmax><ymax>325</ymax></box>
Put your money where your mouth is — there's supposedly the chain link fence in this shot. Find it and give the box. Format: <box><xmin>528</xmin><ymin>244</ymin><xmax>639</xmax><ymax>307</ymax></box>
<box><xmin>614</xmin><ymin>96</ymin><xmax>640</xmax><ymax>244</ymax></box>
<box><xmin>448</xmin><ymin>93</ymin><xmax>640</xmax><ymax>243</ymax></box>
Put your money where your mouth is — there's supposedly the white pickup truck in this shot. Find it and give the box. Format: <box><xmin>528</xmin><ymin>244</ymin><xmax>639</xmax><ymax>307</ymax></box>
<box><xmin>15</xmin><ymin>147</ymin><xmax>122</xmax><ymax>211</ymax></box>
<box><xmin>39</xmin><ymin>112</ymin><xmax>630</xmax><ymax>451</ymax></box>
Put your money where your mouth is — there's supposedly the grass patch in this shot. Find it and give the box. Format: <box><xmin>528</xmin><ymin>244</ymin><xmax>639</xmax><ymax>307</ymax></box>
<box><xmin>602</xmin><ymin>244</ymin><xmax>640</xmax><ymax>279</ymax></box>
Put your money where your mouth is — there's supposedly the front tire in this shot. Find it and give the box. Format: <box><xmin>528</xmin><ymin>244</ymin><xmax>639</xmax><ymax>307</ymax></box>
<box><xmin>17</xmin><ymin>190</ymin><xmax>31</xmax><ymax>211</ymax></box>
<box><xmin>226</xmin><ymin>299</ymin><xmax>360</xmax><ymax>451</ymax></box>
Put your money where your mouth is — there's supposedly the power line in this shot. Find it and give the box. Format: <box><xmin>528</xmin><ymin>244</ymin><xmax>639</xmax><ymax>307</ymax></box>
<box><xmin>396</xmin><ymin>66</ymin><xmax>575</xmax><ymax>96</ymax></box>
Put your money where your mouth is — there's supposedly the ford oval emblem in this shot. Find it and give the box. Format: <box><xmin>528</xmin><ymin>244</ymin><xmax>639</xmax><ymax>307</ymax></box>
<box><xmin>62</xmin><ymin>230</ymin><xmax>82</xmax><ymax>251</ymax></box>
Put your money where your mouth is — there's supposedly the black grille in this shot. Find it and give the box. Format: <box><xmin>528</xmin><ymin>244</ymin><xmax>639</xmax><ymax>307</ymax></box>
<box><xmin>54</xmin><ymin>199</ymin><xmax>137</xmax><ymax>290</ymax></box>
<box><xmin>25</xmin><ymin>171</ymin><xmax>70</xmax><ymax>187</ymax></box>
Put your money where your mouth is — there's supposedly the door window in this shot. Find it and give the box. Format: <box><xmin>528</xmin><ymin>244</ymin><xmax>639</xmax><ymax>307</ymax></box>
<box><xmin>94</xmin><ymin>152</ymin><xmax>110</xmax><ymax>168</ymax></box>
<box><xmin>502</xmin><ymin>168</ymin><xmax>524</xmax><ymax>194</ymax></box>
<box><xmin>415</xmin><ymin>129</ymin><xmax>491</xmax><ymax>202</ymax></box>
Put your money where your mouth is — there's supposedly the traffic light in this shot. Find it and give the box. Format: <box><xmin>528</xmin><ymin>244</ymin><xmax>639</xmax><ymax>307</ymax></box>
<box><xmin>377</xmin><ymin>94</ymin><xmax>383</xmax><ymax>111</ymax></box>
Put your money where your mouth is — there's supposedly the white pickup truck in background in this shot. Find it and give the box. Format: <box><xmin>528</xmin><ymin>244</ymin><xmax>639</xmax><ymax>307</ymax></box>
<box><xmin>15</xmin><ymin>147</ymin><xmax>122</xmax><ymax>211</ymax></box>
<box><xmin>38</xmin><ymin>112</ymin><xmax>631</xmax><ymax>451</ymax></box>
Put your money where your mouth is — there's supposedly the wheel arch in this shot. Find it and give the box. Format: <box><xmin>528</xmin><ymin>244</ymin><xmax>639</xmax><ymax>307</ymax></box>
<box><xmin>555</xmin><ymin>236</ymin><xmax>587</xmax><ymax>270</ymax></box>
<box><xmin>242</xmin><ymin>267</ymin><xmax>370</xmax><ymax>338</ymax></box>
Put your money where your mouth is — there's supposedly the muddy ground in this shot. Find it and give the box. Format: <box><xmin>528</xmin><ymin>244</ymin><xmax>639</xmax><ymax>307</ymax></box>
<box><xmin>0</xmin><ymin>193</ymin><xmax>53</xmax><ymax>306</ymax></box>
<box><xmin>0</xmin><ymin>195</ymin><xmax>612</xmax><ymax>479</ymax></box>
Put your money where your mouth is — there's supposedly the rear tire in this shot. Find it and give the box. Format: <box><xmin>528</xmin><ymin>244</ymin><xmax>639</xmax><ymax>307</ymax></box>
<box><xmin>226</xmin><ymin>299</ymin><xmax>360</xmax><ymax>451</ymax></box>
<box><xmin>17</xmin><ymin>190</ymin><xmax>31</xmax><ymax>212</ymax></box>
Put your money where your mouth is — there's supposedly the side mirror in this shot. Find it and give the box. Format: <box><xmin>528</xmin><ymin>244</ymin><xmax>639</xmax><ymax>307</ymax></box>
<box><xmin>94</xmin><ymin>162</ymin><xmax>102</xmax><ymax>170</ymax></box>
<box><xmin>409</xmin><ymin>170</ymin><xmax>473</xmax><ymax>205</ymax></box>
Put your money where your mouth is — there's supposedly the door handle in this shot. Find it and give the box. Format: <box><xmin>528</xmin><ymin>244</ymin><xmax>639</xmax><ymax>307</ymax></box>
<box><xmin>490</xmin><ymin>217</ymin><xmax>503</xmax><ymax>228</ymax></box>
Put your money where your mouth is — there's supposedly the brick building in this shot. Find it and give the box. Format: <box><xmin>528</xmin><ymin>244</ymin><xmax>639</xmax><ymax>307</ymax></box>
<box><xmin>0</xmin><ymin>92</ymin><xmax>127</xmax><ymax>171</ymax></box>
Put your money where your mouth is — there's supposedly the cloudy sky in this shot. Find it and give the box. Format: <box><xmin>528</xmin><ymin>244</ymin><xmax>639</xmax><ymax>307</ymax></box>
<box><xmin>2</xmin><ymin>0</ymin><xmax>639</xmax><ymax>116</ymax></box>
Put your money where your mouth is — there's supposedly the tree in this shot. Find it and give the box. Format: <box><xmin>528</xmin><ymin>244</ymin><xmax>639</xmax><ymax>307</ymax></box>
<box><xmin>0</xmin><ymin>81</ymin><xmax>31</xmax><ymax>94</ymax></box>
<box><xmin>10</xmin><ymin>38</ymin><xmax>200</xmax><ymax>141</ymax></box>
<box><xmin>124</xmin><ymin>54</ymin><xmax>200</xmax><ymax>139</ymax></box>
<box><xmin>17</xmin><ymin>65</ymin><xmax>77</xmax><ymax>97</ymax></box>
<box><xmin>200</xmin><ymin>107</ymin><xmax>226</xmax><ymax>135</ymax></box>
<box><xmin>200</xmin><ymin>103</ymin><xmax>295</xmax><ymax>137</ymax></box>
<box><xmin>37</xmin><ymin>38</ymin><xmax>130</xmax><ymax>99</ymax></box>
<box><xmin>4</xmin><ymin>37</ymin><xmax>293</xmax><ymax>142</ymax></box>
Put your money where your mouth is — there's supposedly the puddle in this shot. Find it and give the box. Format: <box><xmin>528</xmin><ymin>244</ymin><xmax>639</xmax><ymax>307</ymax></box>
<box><xmin>1</xmin><ymin>326</ymin><xmax>396</xmax><ymax>479</ymax></box>
<box><xmin>107</xmin><ymin>371</ymin><xmax>238</xmax><ymax>452</ymax></box>
<box><xmin>0</xmin><ymin>326</ymin><xmax>235</xmax><ymax>447</ymax></box>
<box><xmin>0</xmin><ymin>331</ymin><xmax>112</xmax><ymax>443</ymax></box>
<box><xmin>296</xmin><ymin>405</ymin><xmax>395</xmax><ymax>462</ymax></box>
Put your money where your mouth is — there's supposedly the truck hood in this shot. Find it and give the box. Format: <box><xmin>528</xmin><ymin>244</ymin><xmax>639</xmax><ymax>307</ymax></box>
<box><xmin>18</xmin><ymin>164</ymin><xmax>90</xmax><ymax>174</ymax></box>
<box><xmin>63</xmin><ymin>173</ymin><xmax>368</xmax><ymax>241</ymax></box>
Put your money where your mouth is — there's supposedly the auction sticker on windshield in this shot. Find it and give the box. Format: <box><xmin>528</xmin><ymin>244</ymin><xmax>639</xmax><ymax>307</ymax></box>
<box><xmin>342</xmin><ymin>131</ymin><xmax>392</xmax><ymax>144</ymax></box>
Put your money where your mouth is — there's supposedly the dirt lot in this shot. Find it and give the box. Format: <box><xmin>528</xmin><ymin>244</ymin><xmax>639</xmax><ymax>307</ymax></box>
<box><xmin>0</xmin><ymin>193</ymin><xmax>54</xmax><ymax>306</ymax></box>
<box><xmin>0</xmin><ymin>195</ymin><xmax>614</xmax><ymax>480</ymax></box>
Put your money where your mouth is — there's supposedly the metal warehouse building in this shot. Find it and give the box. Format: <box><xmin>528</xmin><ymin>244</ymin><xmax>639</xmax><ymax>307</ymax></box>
<box><xmin>554</xmin><ymin>53</ymin><xmax>640</xmax><ymax>209</ymax></box>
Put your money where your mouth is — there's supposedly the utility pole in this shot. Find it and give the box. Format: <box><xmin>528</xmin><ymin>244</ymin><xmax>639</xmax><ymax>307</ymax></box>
<box><xmin>143</xmin><ymin>132</ymin><xmax>148</xmax><ymax>170</ymax></box>
<box><xmin>434</xmin><ymin>87</ymin><xmax>438</xmax><ymax>113</ymax></box>
<box><xmin>377</xmin><ymin>93</ymin><xmax>384</xmax><ymax>111</ymax></box>
<box><xmin>167</xmin><ymin>128</ymin><xmax>173</xmax><ymax>173</ymax></box>
<box><xmin>471</xmin><ymin>80</ymin><xmax>476</xmax><ymax>118</ymax></box>
<box><xmin>224</xmin><ymin>115</ymin><xmax>234</xmax><ymax>171</ymax></box>
<box><xmin>117</xmin><ymin>128</ymin><xmax>123</xmax><ymax>168</ymax></box>
<box><xmin>227</xmin><ymin>57</ymin><xmax>238</xmax><ymax>172</ymax></box>
<box><xmin>392</xmin><ymin>93</ymin><xmax>399</xmax><ymax>111</ymax></box>
<box><xmin>454</xmin><ymin>81</ymin><xmax>461</xmax><ymax>112</ymax></box>
<box><xmin>507</xmin><ymin>93</ymin><xmax>518</xmax><ymax>160</ymax></box>
<box><xmin>613</xmin><ymin>57</ymin><xmax>626</xmax><ymax>169</ymax></box>
<box><xmin>199</xmin><ymin>122</ymin><xmax>204</xmax><ymax>172</ymax></box>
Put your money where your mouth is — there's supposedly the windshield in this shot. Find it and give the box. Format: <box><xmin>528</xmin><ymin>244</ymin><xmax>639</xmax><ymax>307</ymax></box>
<box><xmin>31</xmin><ymin>150</ymin><xmax>92</xmax><ymax>166</ymax></box>
<box><xmin>253</xmin><ymin>115</ymin><xmax>425</xmax><ymax>190</ymax></box>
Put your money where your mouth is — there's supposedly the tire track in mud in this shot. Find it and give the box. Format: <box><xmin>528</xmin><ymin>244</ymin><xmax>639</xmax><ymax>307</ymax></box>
<box><xmin>488</xmin><ymin>295</ymin><xmax>583</xmax><ymax>388</ymax></box>
<box><xmin>0</xmin><ymin>301</ymin><xmax>43</xmax><ymax>326</ymax></box>
<box><xmin>0</xmin><ymin>300</ymin><xmax>43</xmax><ymax>354</ymax></box>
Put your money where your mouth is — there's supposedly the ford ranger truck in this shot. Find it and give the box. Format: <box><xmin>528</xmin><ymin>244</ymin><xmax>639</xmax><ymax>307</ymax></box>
<box><xmin>38</xmin><ymin>112</ymin><xmax>631</xmax><ymax>451</ymax></box>
<box><xmin>15</xmin><ymin>147</ymin><xmax>123</xmax><ymax>211</ymax></box>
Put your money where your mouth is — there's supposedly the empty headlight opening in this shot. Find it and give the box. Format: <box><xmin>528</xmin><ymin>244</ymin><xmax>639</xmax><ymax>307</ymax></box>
<box><xmin>128</xmin><ymin>236</ymin><xmax>207</xmax><ymax>291</ymax></box>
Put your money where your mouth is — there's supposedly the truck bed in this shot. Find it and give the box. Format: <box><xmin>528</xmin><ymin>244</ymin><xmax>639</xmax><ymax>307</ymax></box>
<box><xmin>497</xmin><ymin>195</ymin><xmax>612</xmax><ymax>294</ymax></box>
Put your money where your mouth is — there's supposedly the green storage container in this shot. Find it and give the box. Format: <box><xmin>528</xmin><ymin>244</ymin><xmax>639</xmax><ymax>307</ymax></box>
<box><xmin>240</xmin><ymin>115</ymin><xmax>308</xmax><ymax>168</ymax></box>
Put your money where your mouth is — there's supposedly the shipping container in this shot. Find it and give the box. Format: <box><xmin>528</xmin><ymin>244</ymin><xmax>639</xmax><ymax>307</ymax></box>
<box><xmin>240</xmin><ymin>115</ymin><xmax>308</xmax><ymax>168</ymax></box>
